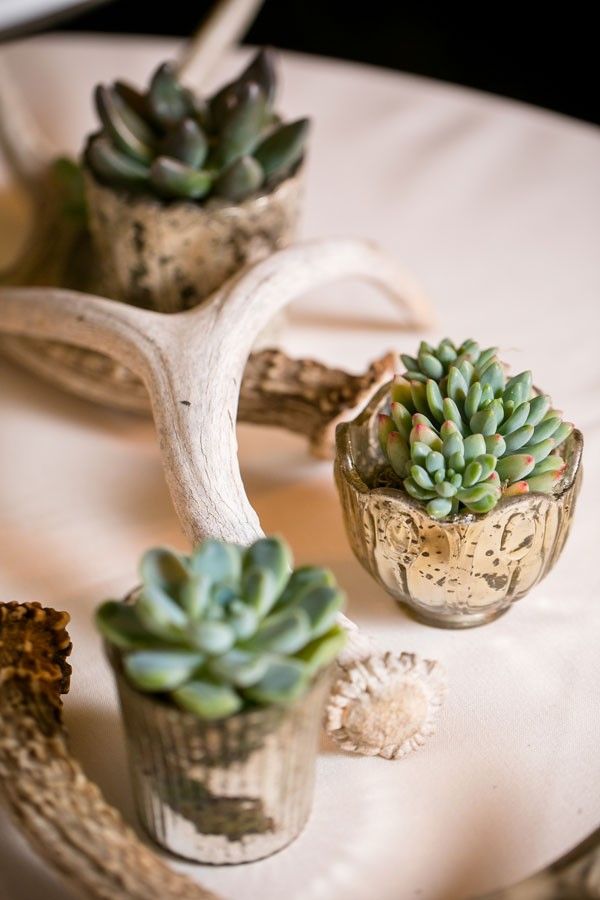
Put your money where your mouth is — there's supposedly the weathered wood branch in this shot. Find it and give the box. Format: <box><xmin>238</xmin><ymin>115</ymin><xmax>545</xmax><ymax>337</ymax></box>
<box><xmin>0</xmin><ymin>601</ymin><xmax>220</xmax><ymax>900</ymax></box>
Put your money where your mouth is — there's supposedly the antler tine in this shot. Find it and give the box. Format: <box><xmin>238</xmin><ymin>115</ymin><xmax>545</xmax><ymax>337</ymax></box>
<box><xmin>0</xmin><ymin>58</ymin><xmax>57</xmax><ymax>187</ymax></box>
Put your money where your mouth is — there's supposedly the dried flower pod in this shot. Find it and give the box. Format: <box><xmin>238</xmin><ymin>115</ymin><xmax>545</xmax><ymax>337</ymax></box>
<box><xmin>327</xmin><ymin>651</ymin><xmax>446</xmax><ymax>759</ymax></box>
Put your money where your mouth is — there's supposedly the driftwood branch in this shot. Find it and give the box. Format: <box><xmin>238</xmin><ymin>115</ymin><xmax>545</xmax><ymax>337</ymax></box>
<box><xmin>0</xmin><ymin>601</ymin><xmax>219</xmax><ymax>900</ymax></box>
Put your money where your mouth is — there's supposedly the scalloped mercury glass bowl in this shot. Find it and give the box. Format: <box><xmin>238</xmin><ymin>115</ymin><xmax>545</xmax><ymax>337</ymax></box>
<box><xmin>334</xmin><ymin>382</ymin><xmax>583</xmax><ymax>629</ymax></box>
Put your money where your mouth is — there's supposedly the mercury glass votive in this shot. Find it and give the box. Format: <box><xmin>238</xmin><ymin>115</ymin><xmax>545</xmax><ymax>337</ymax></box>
<box><xmin>335</xmin><ymin>383</ymin><xmax>583</xmax><ymax>628</ymax></box>
<box><xmin>109</xmin><ymin>646</ymin><xmax>331</xmax><ymax>864</ymax></box>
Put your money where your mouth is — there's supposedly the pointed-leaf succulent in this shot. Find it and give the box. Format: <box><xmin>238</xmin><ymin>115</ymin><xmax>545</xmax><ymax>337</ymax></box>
<box><xmin>379</xmin><ymin>339</ymin><xmax>573</xmax><ymax>519</ymax></box>
<box><xmin>84</xmin><ymin>49</ymin><xmax>309</xmax><ymax>204</ymax></box>
<box><xmin>96</xmin><ymin>537</ymin><xmax>346</xmax><ymax>719</ymax></box>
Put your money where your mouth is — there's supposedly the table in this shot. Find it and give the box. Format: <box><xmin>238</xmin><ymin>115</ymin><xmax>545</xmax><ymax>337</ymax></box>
<box><xmin>0</xmin><ymin>33</ymin><xmax>599</xmax><ymax>900</ymax></box>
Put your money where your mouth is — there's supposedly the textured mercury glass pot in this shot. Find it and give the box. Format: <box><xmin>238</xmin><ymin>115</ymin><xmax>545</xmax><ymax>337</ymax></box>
<box><xmin>84</xmin><ymin>168</ymin><xmax>303</xmax><ymax>313</ymax></box>
<box><xmin>110</xmin><ymin>648</ymin><xmax>331</xmax><ymax>864</ymax></box>
<box><xmin>335</xmin><ymin>383</ymin><xmax>583</xmax><ymax>628</ymax></box>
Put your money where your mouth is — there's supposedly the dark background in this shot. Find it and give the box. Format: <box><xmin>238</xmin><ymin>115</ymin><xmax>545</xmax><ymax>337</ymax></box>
<box><xmin>36</xmin><ymin>1</ymin><xmax>599</xmax><ymax>126</ymax></box>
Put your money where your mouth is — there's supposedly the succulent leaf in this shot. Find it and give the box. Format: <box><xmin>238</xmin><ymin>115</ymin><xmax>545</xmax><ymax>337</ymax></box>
<box><xmin>173</xmin><ymin>679</ymin><xmax>243</xmax><ymax>719</ymax></box>
<box><xmin>114</xmin><ymin>80</ymin><xmax>151</xmax><ymax>121</ymax></box>
<box><xmin>96</xmin><ymin>601</ymin><xmax>158</xmax><ymax>650</ymax></box>
<box><xmin>213</xmin><ymin>155</ymin><xmax>264</xmax><ymax>201</ymax></box>
<box><xmin>551</xmin><ymin>422</ymin><xmax>573</xmax><ymax>448</ymax></box>
<box><xmin>190</xmin><ymin>620</ymin><xmax>236</xmax><ymax>655</ymax></box>
<box><xmin>426</xmin><ymin>379</ymin><xmax>445</xmax><ymax>423</ymax></box>
<box><xmin>136</xmin><ymin>582</ymin><xmax>189</xmax><ymax>640</ymax></box>
<box><xmin>426</xmin><ymin>496</ymin><xmax>453</xmax><ymax>518</ymax></box>
<box><xmin>86</xmin><ymin>135</ymin><xmax>150</xmax><ymax>186</ymax></box>
<box><xmin>159</xmin><ymin>117</ymin><xmax>208</xmax><ymax>168</ymax></box>
<box><xmin>243</xmin><ymin>537</ymin><xmax>291</xmax><ymax>597</ymax></box>
<box><xmin>532</xmin><ymin>454</ymin><xmax>565</xmax><ymax>475</ymax></box>
<box><xmin>525</xmin><ymin>470</ymin><xmax>564</xmax><ymax>492</ymax></box>
<box><xmin>390</xmin><ymin>402</ymin><xmax>412</xmax><ymax>440</ymax></box>
<box><xmin>253</xmin><ymin>118</ymin><xmax>310</xmax><ymax>180</ymax></box>
<box><xmin>526</xmin><ymin>394</ymin><xmax>551</xmax><ymax>426</ymax></box>
<box><xmin>211</xmin><ymin>82</ymin><xmax>267</xmax><ymax>170</ymax></box>
<box><xmin>378</xmin><ymin>413</ymin><xmax>395</xmax><ymax>452</ymax></box>
<box><xmin>239</xmin><ymin>48</ymin><xmax>277</xmax><ymax>106</ymax></box>
<box><xmin>125</xmin><ymin>650</ymin><xmax>204</xmax><ymax>691</ymax></box>
<box><xmin>295</xmin><ymin>624</ymin><xmax>347</xmax><ymax>674</ymax></box>
<box><xmin>289</xmin><ymin>585</ymin><xmax>344</xmax><ymax>639</ymax></box>
<box><xmin>496</xmin><ymin>453</ymin><xmax>536</xmax><ymax>483</ymax></box>
<box><xmin>180</xmin><ymin>573</ymin><xmax>212</xmax><ymax>619</ymax></box>
<box><xmin>140</xmin><ymin>547</ymin><xmax>189</xmax><ymax>595</ymax></box>
<box><xmin>94</xmin><ymin>85</ymin><xmax>155</xmax><ymax>163</ymax></box>
<box><xmin>227</xmin><ymin>599</ymin><xmax>259</xmax><ymax>641</ymax></box>
<box><xmin>243</xmin><ymin>658</ymin><xmax>309</xmax><ymax>705</ymax></box>
<box><xmin>503</xmin><ymin>424</ymin><xmax>535</xmax><ymax>453</ymax></box>
<box><xmin>404</xmin><ymin>477</ymin><xmax>437</xmax><ymax>501</ymax></box>
<box><xmin>276</xmin><ymin>566</ymin><xmax>336</xmax><ymax>608</ymax></box>
<box><xmin>479</xmin><ymin>361</ymin><xmax>505</xmax><ymax>395</ymax></box>
<box><xmin>148</xmin><ymin>61</ymin><xmax>189</xmax><ymax>127</ymax></box>
<box><xmin>463</xmin><ymin>434</ymin><xmax>486</xmax><ymax>462</ymax></box>
<box><xmin>246</xmin><ymin>607</ymin><xmax>311</xmax><ymax>654</ymax></box>
<box><xmin>531</xmin><ymin>415</ymin><xmax>561</xmax><ymax>443</ymax></box>
<box><xmin>242</xmin><ymin>568</ymin><xmax>280</xmax><ymax>618</ymax></box>
<box><xmin>208</xmin><ymin>648</ymin><xmax>270</xmax><ymax>687</ymax></box>
<box><xmin>390</xmin><ymin>376</ymin><xmax>413</xmax><ymax>408</ymax></box>
<box><xmin>150</xmin><ymin>157</ymin><xmax>213</xmax><ymax>199</ymax></box>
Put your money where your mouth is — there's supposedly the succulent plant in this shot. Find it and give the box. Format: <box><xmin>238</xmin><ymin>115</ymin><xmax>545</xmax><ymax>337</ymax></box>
<box><xmin>96</xmin><ymin>537</ymin><xmax>346</xmax><ymax>719</ymax></box>
<box><xmin>84</xmin><ymin>49</ymin><xmax>309</xmax><ymax>203</ymax></box>
<box><xmin>400</xmin><ymin>338</ymin><xmax>498</xmax><ymax>383</ymax></box>
<box><xmin>378</xmin><ymin>339</ymin><xmax>573</xmax><ymax>519</ymax></box>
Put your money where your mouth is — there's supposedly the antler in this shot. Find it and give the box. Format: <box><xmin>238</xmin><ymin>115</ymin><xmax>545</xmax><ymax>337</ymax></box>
<box><xmin>0</xmin><ymin>601</ymin><xmax>219</xmax><ymax>900</ymax></box>
<box><xmin>0</xmin><ymin>238</ymin><xmax>430</xmax><ymax>542</ymax></box>
<box><xmin>0</xmin><ymin>238</ymin><xmax>444</xmax><ymax>768</ymax></box>
<box><xmin>477</xmin><ymin>827</ymin><xmax>600</xmax><ymax>898</ymax></box>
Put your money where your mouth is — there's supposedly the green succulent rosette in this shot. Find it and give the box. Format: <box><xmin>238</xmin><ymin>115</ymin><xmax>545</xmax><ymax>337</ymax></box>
<box><xmin>96</xmin><ymin>537</ymin><xmax>346</xmax><ymax>719</ymax></box>
<box><xmin>378</xmin><ymin>338</ymin><xmax>573</xmax><ymax>520</ymax></box>
<box><xmin>84</xmin><ymin>49</ymin><xmax>309</xmax><ymax>203</ymax></box>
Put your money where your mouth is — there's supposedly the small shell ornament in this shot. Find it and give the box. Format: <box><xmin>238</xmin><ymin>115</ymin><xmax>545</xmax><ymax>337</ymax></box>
<box><xmin>327</xmin><ymin>618</ymin><xmax>447</xmax><ymax>759</ymax></box>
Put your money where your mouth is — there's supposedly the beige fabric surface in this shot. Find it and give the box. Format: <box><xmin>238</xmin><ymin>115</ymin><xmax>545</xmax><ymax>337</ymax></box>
<box><xmin>0</xmin><ymin>33</ymin><xmax>598</xmax><ymax>900</ymax></box>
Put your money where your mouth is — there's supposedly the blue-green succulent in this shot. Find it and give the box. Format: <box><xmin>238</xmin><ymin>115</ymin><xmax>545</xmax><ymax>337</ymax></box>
<box><xmin>378</xmin><ymin>339</ymin><xmax>573</xmax><ymax>519</ymax></box>
<box><xmin>84</xmin><ymin>49</ymin><xmax>309</xmax><ymax>203</ymax></box>
<box><xmin>96</xmin><ymin>537</ymin><xmax>346</xmax><ymax>719</ymax></box>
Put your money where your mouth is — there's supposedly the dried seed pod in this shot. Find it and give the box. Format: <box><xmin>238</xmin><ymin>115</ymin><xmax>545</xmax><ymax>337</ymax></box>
<box><xmin>327</xmin><ymin>651</ymin><xmax>446</xmax><ymax>759</ymax></box>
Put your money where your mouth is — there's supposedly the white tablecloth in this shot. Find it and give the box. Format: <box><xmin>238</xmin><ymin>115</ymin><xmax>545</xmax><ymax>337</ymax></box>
<box><xmin>0</xmin><ymin>34</ymin><xmax>599</xmax><ymax>900</ymax></box>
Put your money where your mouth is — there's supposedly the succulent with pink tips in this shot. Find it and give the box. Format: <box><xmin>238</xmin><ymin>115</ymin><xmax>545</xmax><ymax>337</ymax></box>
<box><xmin>379</xmin><ymin>338</ymin><xmax>574</xmax><ymax>519</ymax></box>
